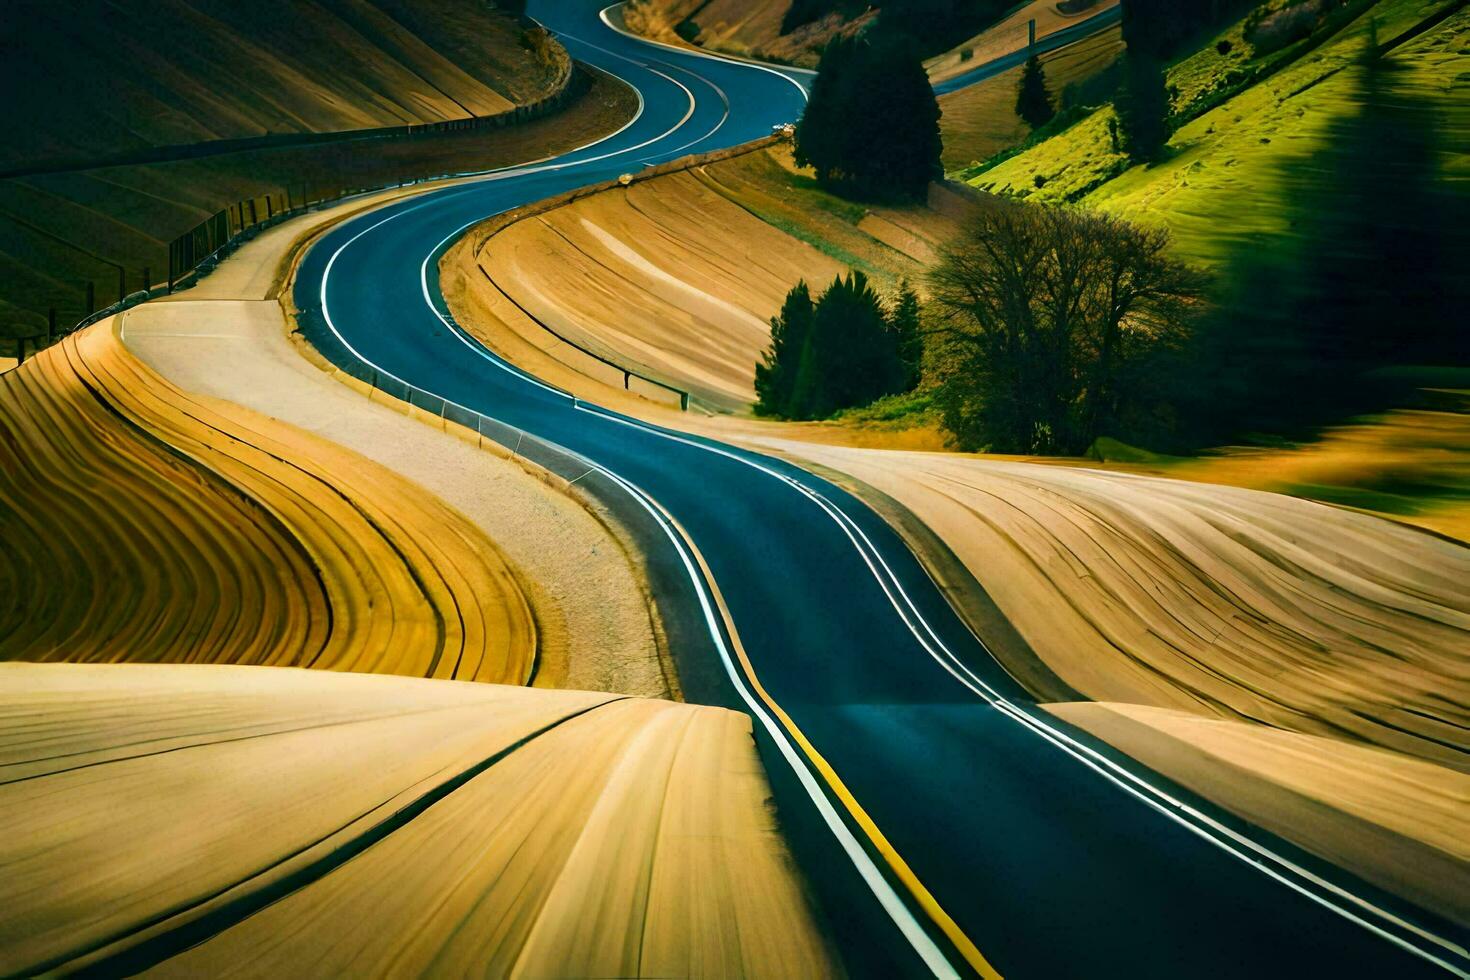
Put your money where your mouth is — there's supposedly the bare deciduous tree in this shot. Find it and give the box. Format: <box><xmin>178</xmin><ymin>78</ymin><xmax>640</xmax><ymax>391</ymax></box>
<box><xmin>928</xmin><ymin>204</ymin><xmax>1208</xmax><ymax>454</ymax></box>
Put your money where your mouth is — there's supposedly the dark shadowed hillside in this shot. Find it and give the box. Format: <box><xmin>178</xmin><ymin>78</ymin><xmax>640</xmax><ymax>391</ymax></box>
<box><xmin>0</xmin><ymin>0</ymin><xmax>649</xmax><ymax>350</ymax></box>
<box><xmin>0</xmin><ymin>0</ymin><xmax>564</xmax><ymax>174</ymax></box>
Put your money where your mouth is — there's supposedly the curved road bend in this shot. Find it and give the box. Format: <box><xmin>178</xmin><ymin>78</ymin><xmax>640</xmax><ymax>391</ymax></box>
<box><xmin>291</xmin><ymin>3</ymin><xmax>1469</xmax><ymax>977</ymax></box>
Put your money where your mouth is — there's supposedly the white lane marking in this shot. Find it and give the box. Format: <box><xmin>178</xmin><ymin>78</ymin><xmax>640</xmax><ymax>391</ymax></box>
<box><xmin>381</xmin><ymin>63</ymin><xmax>649</xmax><ymax>186</ymax></box>
<box><xmin>646</xmin><ymin>63</ymin><xmax>731</xmax><ymax>159</ymax></box>
<box><xmin>571</xmin><ymin>402</ymin><xmax>1469</xmax><ymax>976</ymax></box>
<box><xmin>577</xmin><ymin>459</ymin><xmax>961</xmax><ymax>979</ymax></box>
<box><xmin>797</xmin><ymin>471</ymin><xmax>1470</xmax><ymax>974</ymax></box>
<box><xmin>318</xmin><ymin>47</ymin><xmax>705</xmax><ymax>393</ymax></box>
<box><xmin>596</xmin><ymin>2</ymin><xmax>814</xmax><ymax>101</ymax></box>
<box><xmin>312</xmin><ymin>65</ymin><xmax>955</xmax><ymax>979</ymax></box>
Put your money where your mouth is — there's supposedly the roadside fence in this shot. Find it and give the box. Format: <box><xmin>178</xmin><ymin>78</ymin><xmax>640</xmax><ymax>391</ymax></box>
<box><xmin>3</xmin><ymin>58</ymin><xmax>589</xmax><ymax>369</ymax></box>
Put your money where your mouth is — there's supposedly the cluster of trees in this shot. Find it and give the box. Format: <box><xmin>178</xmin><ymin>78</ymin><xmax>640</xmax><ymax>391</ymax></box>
<box><xmin>755</xmin><ymin>273</ymin><xmax>922</xmax><ymax>419</ymax></box>
<box><xmin>795</xmin><ymin>34</ymin><xmax>942</xmax><ymax>201</ymax></box>
<box><xmin>768</xmin><ymin>3</ymin><xmax>1463</xmax><ymax>456</ymax></box>
<box><xmin>929</xmin><ymin>205</ymin><xmax>1206</xmax><ymax>454</ymax></box>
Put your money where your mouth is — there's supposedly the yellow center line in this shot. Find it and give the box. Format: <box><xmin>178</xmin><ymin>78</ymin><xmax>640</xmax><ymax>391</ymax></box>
<box><xmin>645</xmin><ymin>495</ymin><xmax>1003</xmax><ymax>980</ymax></box>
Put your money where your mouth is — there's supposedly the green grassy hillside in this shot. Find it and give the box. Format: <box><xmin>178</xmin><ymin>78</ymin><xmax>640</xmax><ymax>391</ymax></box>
<box><xmin>961</xmin><ymin>0</ymin><xmax>1466</xmax><ymax>264</ymax></box>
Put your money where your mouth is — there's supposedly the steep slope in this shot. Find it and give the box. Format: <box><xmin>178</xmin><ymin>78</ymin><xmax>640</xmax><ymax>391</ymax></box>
<box><xmin>0</xmin><ymin>0</ymin><xmax>567</xmax><ymax>174</ymax></box>
<box><xmin>966</xmin><ymin>0</ymin><xmax>1466</xmax><ymax>263</ymax></box>
<box><xmin>0</xmin><ymin>663</ymin><xmax>839</xmax><ymax>977</ymax></box>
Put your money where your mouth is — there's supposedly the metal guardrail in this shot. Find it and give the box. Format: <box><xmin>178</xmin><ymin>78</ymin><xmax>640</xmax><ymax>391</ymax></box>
<box><xmin>476</xmin><ymin>266</ymin><xmax>691</xmax><ymax>411</ymax></box>
<box><xmin>294</xmin><ymin>301</ymin><xmax>601</xmax><ymax>482</ymax></box>
<box><xmin>5</xmin><ymin>183</ymin><xmax>381</xmax><ymax>368</ymax></box>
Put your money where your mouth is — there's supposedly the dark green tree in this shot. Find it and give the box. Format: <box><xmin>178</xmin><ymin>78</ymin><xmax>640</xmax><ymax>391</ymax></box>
<box><xmin>794</xmin><ymin>36</ymin><xmax>857</xmax><ymax>185</ymax></box>
<box><xmin>890</xmin><ymin>278</ymin><xmax>924</xmax><ymax>389</ymax></box>
<box><xmin>1114</xmin><ymin>52</ymin><xmax>1170</xmax><ymax>162</ymax></box>
<box><xmin>754</xmin><ymin>280</ymin><xmax>815</xmax><ymax>415</ymax></box>
<box><xmin>1015</xmin><ymin>54</ymin><xmax>1055</xmax><ymax>130</ymax></box>
<box><xmin>795</xmin><ymin>34</ymin><xmax>942</xmax><ymax>201</ymax></box>
<box><xmin>789</xmin><ymin>271</ymin><xmax>904</xmax><ymax>418</ymax></box>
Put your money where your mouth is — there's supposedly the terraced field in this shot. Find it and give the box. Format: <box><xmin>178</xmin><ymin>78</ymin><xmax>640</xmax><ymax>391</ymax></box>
<box><xmin>0</xmin><ymin>318</ymin><xmax>535</xmax><ymax>682</ymax></box>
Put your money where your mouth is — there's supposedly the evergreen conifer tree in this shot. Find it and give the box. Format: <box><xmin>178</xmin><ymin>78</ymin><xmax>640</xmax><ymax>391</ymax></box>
<box><xmin>754</xmin><ymin>281</ymin><xmax>814</xmax><ymax>415</ymax></box>
<box><xmin>1015</xmin><ymin>54</ymin><xmax>1055</xmax><ymax>130</ymax></box>
<box><xmin>889</xmin><ymin>279</ymin><xmax>924</xmax><ymax>389</ymax></box>
<box><xmin>795</xmin><ymin>34</ymin><xmax>941</xmax><ymax>200</ymax></box>
<box><xmin>1114</xmin><ymin>52</ymin><xmax>1170</xmax><ymax>162</ymax></box>
<box><xmin>789</xmin><ymin>272</ymin><xmax>902</xmax><ymax>418</ymax></box>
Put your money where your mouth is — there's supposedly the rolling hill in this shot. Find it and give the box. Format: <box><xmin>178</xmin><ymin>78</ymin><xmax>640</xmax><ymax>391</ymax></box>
<box><xmin>0</xmin><ymin>0</ymin><xmax>566</xmax><ymax>175</ymax></box>
<box><xmin>0</xmin><ymin>663</ymin><xmax>838</xmax><ymax>976</ymax></box>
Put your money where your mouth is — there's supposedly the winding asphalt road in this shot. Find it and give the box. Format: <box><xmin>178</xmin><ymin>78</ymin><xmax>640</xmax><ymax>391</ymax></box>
<box><xmin>292</xmin><ymin>3</ymin><xmax>1469</xmax><ymax>977</ymax></box>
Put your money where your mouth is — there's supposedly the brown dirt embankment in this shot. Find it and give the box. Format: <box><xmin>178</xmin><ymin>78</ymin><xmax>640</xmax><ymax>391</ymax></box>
<box><xmin>449</xmin><ymin>141</ymin><xmax>978</xmax><ymax>414</ymax></box>
<box><xmin>0</xmin><ymin>319</ymin><xmax>535</xmax><ymax>683</ymax></box>
<box><xmin>0</xmin><ymin>662</ymin><xmax>840</xmax><ymax>977</ymax></box>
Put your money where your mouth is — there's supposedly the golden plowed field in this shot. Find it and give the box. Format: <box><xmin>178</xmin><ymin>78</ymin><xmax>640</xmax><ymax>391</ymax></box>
<box><xmin>0</xmin><ymin>319</ymin><xmax>535</xmax><ymax>683</ymax></box>
<box><xmin>0</xmin><ymin>663</ymin><xmax>838</xmax><ymax>977</ymax></box>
